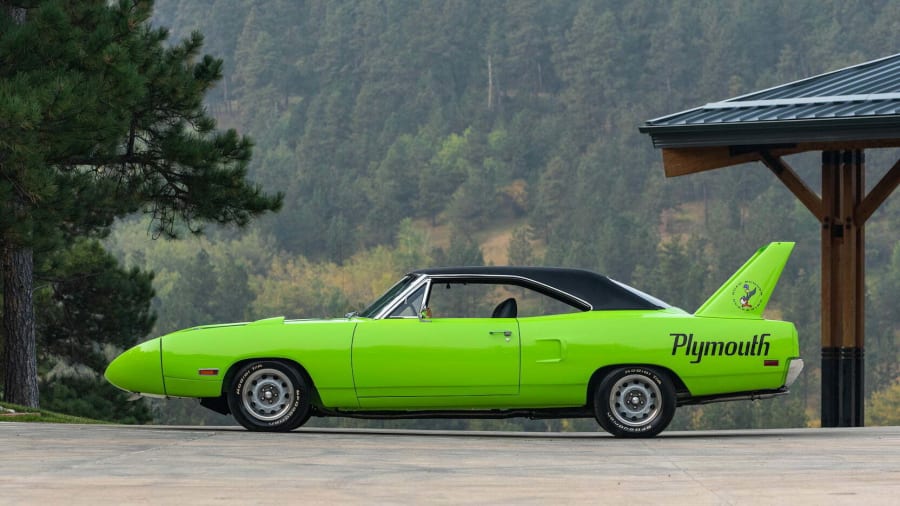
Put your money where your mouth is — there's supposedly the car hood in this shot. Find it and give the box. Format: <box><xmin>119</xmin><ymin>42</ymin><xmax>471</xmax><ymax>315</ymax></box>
<box><xmin>176</xmin><ymin>316</ymin><xmax>359</xmax><ymax>333</ymax></box>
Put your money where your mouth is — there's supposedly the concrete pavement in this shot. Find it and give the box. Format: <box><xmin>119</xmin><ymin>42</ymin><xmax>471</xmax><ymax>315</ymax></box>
<box><xmin>0</xmin><ymin>423</ymin><xmax>898</xmax><ymax>504</ymax></box>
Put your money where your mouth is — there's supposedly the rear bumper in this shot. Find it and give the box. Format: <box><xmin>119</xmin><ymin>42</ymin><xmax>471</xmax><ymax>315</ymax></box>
<box><xmin>785</xmin><ymin>358</ymin><xmax>804</xmax><ymax>387</ymax></box>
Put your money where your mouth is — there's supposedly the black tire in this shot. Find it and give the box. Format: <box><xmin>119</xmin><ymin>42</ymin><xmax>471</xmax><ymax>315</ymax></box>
<box><xmin>593</xmin><ymin>366</ymin><xmax>676</xmax><ymax>438</ymax></box>
<box><xmin>226</xmin><ymin>360</ymin><xmax>312</xmax><ymax>432</ymax></box>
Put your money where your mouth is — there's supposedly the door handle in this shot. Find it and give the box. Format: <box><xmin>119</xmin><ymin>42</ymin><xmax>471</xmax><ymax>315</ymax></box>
<box><xmin>489</xmin><ymin>330</ymin><xmax>512</xmax><ymax>337</ymax></box>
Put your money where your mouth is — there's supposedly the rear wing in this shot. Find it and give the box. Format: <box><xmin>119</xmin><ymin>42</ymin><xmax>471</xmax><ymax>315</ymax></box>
<box><xmin>694</xmin><ymin>242</ymin><xmax>794</xmax><ymax>319</ymax></box>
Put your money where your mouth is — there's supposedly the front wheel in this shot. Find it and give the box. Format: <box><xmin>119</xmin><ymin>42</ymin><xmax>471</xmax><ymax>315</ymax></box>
<box><xmin>594</xmin><ymin>366</ymin><xmax>676</xmax><ymax>438</ymax></box>
<box><xmin>227</xmin><ymin>361</ymin><xmax>312</xmax><ymax>432</ymax></box>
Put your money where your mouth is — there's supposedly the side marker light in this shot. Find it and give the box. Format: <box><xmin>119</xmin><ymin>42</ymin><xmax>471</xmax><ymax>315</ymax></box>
<box><xmin>198</xmin><ymin>368</ymin><xmax>220</xmax><ymax>376</ymax></box>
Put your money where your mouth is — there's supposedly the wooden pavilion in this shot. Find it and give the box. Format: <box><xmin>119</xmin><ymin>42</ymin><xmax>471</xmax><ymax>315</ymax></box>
<box><xmin>640</xmin><ymin>53</ymin><xmax>900</xmax><ymax>427</ymax></box>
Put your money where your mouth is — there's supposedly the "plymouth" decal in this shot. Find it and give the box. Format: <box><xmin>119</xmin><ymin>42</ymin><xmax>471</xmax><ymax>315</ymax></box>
<box><xmin>671</xmin><ymin>333</ymin><xmax>770</xmax><ymax>364</ymax></box>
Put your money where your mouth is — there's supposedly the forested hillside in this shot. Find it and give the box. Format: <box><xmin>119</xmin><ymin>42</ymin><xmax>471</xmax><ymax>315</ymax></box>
<box><xmin>96</xmin><ymin>0</ymin><xmax>899</xmax><ymax>428</ymax></box>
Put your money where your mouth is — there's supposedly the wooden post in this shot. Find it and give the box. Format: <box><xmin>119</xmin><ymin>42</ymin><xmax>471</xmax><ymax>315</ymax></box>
<box><xmin>820</xmin><ymin>150</ymin><xmax>865</xmax><ymax>427</ymax></box>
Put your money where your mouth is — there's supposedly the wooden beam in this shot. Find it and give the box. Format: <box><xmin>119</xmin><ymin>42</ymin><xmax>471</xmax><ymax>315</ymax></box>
<box><xmin>839</xmin><ymin>150</ymin><xmax>863</xmax><ymax>349</ymax></box>
<box><xmin>661</xmin><ymin>147</ymin><xmax>757</xmax><ymax>177</ymax></box>
<box><xmin>821</xmin><ymin>151</ymin><xmax>839</xmax><ymax>351</ymax></box>
<box><xmin>658</xmin><ymin>138</ymin><xmax>900</xmax><ymax>177</ymax></box>
<box><xmin>797</xmin><ymin>138</ymin><xmax>900</xmax><ymax>151</ymax></box>
<box><xmin>758</xmin><ymin>151</ymin><xmax>824</xmax><ymax>222</ymax></box>
<box><xmin>856</xmin><ymin>157</ymin><xmax>900</xmax><ymax>223</ymax></box>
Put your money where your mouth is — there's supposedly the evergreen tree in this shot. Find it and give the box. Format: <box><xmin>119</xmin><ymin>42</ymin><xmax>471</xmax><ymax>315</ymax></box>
<box><xmin>417</xmin><ymin>131</ymin><xmax>472</xmax><ymax>225</ymax></box>
<box><xmin>33</xmin><ymin>238</ymin><xmax>156</xmax><ymax>423</ymax></box>
<box><xmin>35</xmin><ymin>239</ymin><xmax>156</xmax><ymax>373</ymax></box>
<box><xmin>554</xmin><ymin>3</ymin><xmax>623</xmax><ymax>147</ymax></box>
<box><xmin>364</xmin><ymin>135</ymin><xmax>430</xmax><ymax>242</ymax></box>
<box><xmin>0</xmin><ymin>0</ymin><xmax>281</xmax><ymax>407</ymax></box>
<box><xmin>507</xmin><ymin>226</ymin><xmax>536</xmax><ymax>266</ymax></box>
<box><xmin>432</xmin><ymin>229</ymin><xmax>485</xmax><ymax>268</ymax></box>
<box><xmin>445</xmin><ymin>159</ymin><xmax>497</xmax><ymax>235</ymax></box>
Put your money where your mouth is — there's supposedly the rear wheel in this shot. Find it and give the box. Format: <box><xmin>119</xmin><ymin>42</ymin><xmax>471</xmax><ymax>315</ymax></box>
<box><xmin>593</xmin><ymin>366</ymin><xmax>675</xmax><ymax>438</ymax></box>
<box><xmin>227</xmin><ymin>360</ymin><xmax>311</xmax><ymax>432</ymax></box>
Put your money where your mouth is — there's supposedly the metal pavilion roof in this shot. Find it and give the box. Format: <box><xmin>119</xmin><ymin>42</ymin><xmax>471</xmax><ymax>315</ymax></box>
<box><xmin>640</xmin><ymin>53</ymin><xmax>900</xmax><ymax>148</ymax></box>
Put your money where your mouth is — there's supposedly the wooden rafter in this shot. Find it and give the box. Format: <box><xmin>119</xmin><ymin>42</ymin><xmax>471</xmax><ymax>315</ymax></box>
<box><xmin>758</xmin><ymin>151</ymin><xmax>824</xmax><ymax>222</ymax></box>
<box><xmin>857</xmin><ymin>157</ymin><xmax>900</xmax><ymax>223</ymax></box>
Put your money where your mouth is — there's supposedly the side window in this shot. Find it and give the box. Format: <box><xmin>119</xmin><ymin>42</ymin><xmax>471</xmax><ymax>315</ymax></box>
<box><xmin>387</xmin><ymin>284</ymin><xmax>427</xmax><ymax>318</ymax></box>
<box><xmin>426</xmin><ymin>281</ymin><xmax>502</xmax><ymax>318</ymax></box>
<box><xmin>507</xmin><ymin>285</ymin><xmax>581</xmax><ymax>317</ymax></box>
<box><xmin>424</xmin><ymin>280</ymin><xmax>582</xmax><ymax>318</ymax></box>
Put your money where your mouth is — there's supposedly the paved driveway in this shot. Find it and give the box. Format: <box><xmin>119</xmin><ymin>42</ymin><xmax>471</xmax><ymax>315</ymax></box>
<box><xmin>1</xmin><ymin>423</ymin><xmax>898</xmax><ymax>504</ymax></box>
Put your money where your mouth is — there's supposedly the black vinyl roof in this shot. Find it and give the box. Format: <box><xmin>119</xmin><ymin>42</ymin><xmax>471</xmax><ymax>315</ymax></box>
<box><xmin>640</xmin><ymin>53</ymin><xmax>900</xmax><ymax>148</ymax></box>
<box><xmin>411</xmin><ymin>266</ymin><xmax>663</xmax><ymax>311</ymax></box>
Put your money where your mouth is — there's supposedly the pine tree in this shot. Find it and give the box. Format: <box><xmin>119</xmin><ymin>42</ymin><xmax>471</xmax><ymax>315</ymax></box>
<box><xmin>34</xmin><ymin>238</ymin><xmax>156</xmax><ymax>423</ymax></box>
<box><xmin>0</xmin><ymin>1</ymin><xmax>281</xmax><ymax>407</ymax></box>
<box><xmin>507</xmin><ymin>226</ymin><xmax>536</xmax><ymax>266</ymax></box>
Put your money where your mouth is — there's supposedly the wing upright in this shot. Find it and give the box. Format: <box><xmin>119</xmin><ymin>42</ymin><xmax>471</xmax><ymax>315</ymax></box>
<box><xmin>694</xmin><ymin>242</ymin><xmax>794</xmax><ymax>319</ymax></box>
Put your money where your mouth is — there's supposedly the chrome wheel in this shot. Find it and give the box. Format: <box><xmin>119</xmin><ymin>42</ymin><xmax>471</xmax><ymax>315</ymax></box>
<box><xmin>241</xmin><ymin>367</ymin><xmax>295</xmax><ymax>422</ymax></box>
<box><xmin>608</xmin><ymin>373</ymin><xmax>662</xmax><ymax>428</ymax></box>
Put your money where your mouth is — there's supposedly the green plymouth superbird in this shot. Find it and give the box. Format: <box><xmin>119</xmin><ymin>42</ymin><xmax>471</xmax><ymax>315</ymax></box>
<box><xmin>106</xmin><ymin>242</ymin><xmax>803</xmax><ymax>437</ymax></box>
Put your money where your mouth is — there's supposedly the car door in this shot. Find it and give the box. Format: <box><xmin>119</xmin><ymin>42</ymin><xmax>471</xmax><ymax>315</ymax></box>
<box><xmin>351</xmin><ymin>279</ymin><xmax>521</xmax><ymax>403</ymax></box>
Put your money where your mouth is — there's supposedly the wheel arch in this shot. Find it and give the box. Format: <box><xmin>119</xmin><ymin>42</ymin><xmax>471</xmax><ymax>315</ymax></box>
<box><xmin>586</xmin><ymin>364</ymin><xmax>689</xmax><ymax>407</ymax></box>
<box><xmin>220</xmin><ymin>357</ymin><xmax>322</xmax><ymax>406</ymax></box>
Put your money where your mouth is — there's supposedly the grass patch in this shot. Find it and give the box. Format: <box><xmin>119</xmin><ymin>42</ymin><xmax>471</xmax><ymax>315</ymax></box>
<box><xmin>0</xmin><ymin>402</ymin><xmax>102</xmax><ymax>424</ymax></box>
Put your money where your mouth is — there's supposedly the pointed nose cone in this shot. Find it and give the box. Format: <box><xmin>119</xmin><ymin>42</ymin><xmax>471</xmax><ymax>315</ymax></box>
<box><xmin>104</xmin><ymin>337</ymin><xmax>166</xmax><ymax>396</ymax></box>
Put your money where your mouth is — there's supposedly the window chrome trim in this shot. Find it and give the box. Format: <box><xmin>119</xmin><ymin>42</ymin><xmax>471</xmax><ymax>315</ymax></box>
<box><xmin>425</xmin><ymin>274</ymin><xmax>591</xmax><ymax>310</ymax></box>
<box><xmin>374</xmin><ymin>275</ymin><xmax>430</xmax><ymax>320</ymax></box>
<box><xmin>372</xmin><ymin>273</ymin><xmax>593</xmax><ymax>320</ymax></box>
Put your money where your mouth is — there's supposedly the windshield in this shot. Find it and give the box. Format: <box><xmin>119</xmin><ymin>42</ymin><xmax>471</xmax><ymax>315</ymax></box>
<box><xmin>357</xmin><ymin>274</ymin><xmax>417</xmax><ymax>318</ymax></box>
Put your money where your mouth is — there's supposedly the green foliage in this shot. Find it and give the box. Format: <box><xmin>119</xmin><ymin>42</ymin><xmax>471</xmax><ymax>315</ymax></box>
<box><xmin>507</xmin><ymin>226</ymin><xmax>536</xmax><ymax>266</ymax></box>
<box><xmin>1</xmin><ymin>1</ymin><xmax>283</xmax><ymax>244</ymax></box>
<box><xmin>433</xmin><ymin>229</ymin><xmax>485</xmax><ymax>268</ymax></box>
<box><xmin>671</xmin><ymin>395</ymin><xmax>808</xmax><ymax>431</ymax></box>
<box><xmin>1</xmin><ymin>0</ymin><xmax>144</xmax><ymax>246</ymax></box>
<box><xmin>418</xmin><ymin>131</ymin><xmax>473</xmax><ymax>225</ymax></box>
<box><xmin>35</xmin><ymin>239</ymin><xmax>156</xmax><ymax>372</ymax></box>
<box><xmin>867</xmin><ymin>380</ymin><xmax>900</xmax><ymax>426</ymax></box>
<box><xmin>867</xmin><ymin>239</ymin><xmax>900</xmax><ymax>393</ymax></box>
<box><xmin>632</xmin><ymin>236</ymin><xmax>710</xmax><ymax>311</ymax></box>
<box><xmin>40</xmin><ymin>375</ymin><xmax>152</xmax><ymax>425</ymax></box>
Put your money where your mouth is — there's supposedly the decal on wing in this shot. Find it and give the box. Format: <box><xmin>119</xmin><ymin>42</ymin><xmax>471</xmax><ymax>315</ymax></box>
<box><xmin>693</xmin><ymin>242</ymin><xmax>794</xmax><ymax>320</ymax></box>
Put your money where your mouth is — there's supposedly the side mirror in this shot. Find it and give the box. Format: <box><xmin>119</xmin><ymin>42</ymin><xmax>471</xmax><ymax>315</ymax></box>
<box><xmin>419</xmin><ymin>306</ymin><xmax>432</xmax><ymax>322</ymax></box>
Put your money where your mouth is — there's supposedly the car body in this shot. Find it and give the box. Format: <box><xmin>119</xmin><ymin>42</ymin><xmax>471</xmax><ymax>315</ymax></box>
<box><xmin>106</xmin><ymin>242</ymin><xmax>803</xmax><ymax>437</ymax></box>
